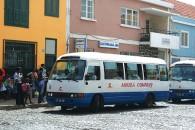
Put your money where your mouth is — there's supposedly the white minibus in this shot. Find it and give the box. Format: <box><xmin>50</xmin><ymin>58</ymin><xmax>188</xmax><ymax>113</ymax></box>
<box><xmin>169</xmin><ymin>60</ymin><xmax>195</xmax><ymax>102</ymax></box>
<box><xmin>46</xmin><ymin>52</ymin><xmax>169</xmax><ymax>112</ymax></box>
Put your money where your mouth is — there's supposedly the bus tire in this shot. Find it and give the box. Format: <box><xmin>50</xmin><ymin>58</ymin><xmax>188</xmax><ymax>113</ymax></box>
<box><xmin>90</xmin><ymin>95</ymin><xmax>101</xmax><ymax>113</ymax></box>
<box><xmin>61</xmin><ymin>106</ymin><xmax>68</xmax><ymax>111</ymax></box>
<box><xmin>141</xmin><ymin>94</ymin><xmax>154</xmax><ymax>107</ymax></box>
<box><xmin>172</xmin><ymin>99</ymin><xmax>181</xmax><ymax>103</ymax></box>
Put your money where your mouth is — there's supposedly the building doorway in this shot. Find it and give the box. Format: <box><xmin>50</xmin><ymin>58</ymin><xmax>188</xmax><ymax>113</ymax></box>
<box><xmin>45</xmin><ymin>38</ymin><xmax>56</xmax><ymax>72</ymax></box>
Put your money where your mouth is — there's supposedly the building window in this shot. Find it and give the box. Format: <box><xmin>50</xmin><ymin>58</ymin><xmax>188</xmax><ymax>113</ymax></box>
<box><xmin>120</xmin><ymin>51</ymin><xmax>139</xmax><ymax>56</ymax></box>
<box><xmin>4</xmin><ymin>0</ymin><xmax>29</xmax><ymax>28</ymax></box>
<box><xmin>121</xmin><ymin>8</ymin><xmax>139</xmax><ymax>27</ymax></box>
<box><xmin>4</xmin><ymin>40</ymin><xmax>36</xmax><ymax>75</ymax></box>
<box><xmin>45</xmin><ymin>0</ymin><xmax>59</xmax><ymax>17</ymax></box>
<box><xmin>181</xmin><ymin>31</ymin><xmax>189</xmax><ymax>47</ymax></box>
<box><xmin>81</xmin><ymin>0</ymin><xmax>94</xmax><ymax>19</ymax></box>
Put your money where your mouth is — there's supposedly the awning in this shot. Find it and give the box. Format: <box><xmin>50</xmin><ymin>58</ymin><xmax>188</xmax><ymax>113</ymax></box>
<box><xmin>140</xmin><ymin>8</ymin><xmax>179</xmax><ymax>17</ymax></box>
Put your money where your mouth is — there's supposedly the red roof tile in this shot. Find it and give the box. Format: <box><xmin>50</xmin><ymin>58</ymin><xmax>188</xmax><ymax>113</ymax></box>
<box><xmin>164</xmin><ymin>0</ymin><xmax>195</xmax><ymax>19</ymax></box>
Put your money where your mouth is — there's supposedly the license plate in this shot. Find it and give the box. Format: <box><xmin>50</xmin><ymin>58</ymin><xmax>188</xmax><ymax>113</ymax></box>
<box><xmin>176</xmin><ymin>93</ymin><xmax>184</xmax><ymax>96</ymax></box>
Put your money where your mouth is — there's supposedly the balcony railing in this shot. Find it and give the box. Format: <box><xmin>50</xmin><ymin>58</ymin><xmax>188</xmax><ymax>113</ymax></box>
<box><xmin>140</xmin><ymin>28</ymin><xmax>179</xmax><ymax>42</ymax></box>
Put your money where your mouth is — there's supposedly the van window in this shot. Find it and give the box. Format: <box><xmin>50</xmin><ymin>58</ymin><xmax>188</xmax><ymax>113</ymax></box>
<box><xmin>104</xmin><ymin>62</ymin><xmax>124</xmax><ymax>80</ymax></box>
<box><xmin>144</xmin><ymin>64</ymin><xmax>159</xmax><ymax>80</ymax></box>
<box><xmin>87</xmin><ymin>66</ymin><xmax>100</xmax><ymax>80</ymax></box>
<box><xmin>125</xmin><ymin>63</ymin><xmax>141</xmax><ymax>80</ymax></box>
<box><xmin>159</xmin><ymin>65</ymin><xmax>168</xmax><ymax>81</ymax></box>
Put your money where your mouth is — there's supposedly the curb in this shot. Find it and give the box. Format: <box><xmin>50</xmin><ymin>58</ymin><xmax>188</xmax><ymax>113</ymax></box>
<box><xmin>0</xmin><ymin>103</ymin><xmax>53</xmax><ymax>110</ymax></box>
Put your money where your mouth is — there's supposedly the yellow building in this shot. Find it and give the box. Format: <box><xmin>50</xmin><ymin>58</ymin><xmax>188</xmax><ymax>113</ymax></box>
<box><xmin>0</xmin><ymin>0</ymin><xmax>66</xmax><ymax>75</ymax></box>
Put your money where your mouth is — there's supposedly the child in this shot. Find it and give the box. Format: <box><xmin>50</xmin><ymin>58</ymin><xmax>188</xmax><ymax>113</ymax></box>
<box><xmin>22</xmin><ymin>78</ymin><xmax>33</xmax><ymax>104</ymax></box>
<box><xmin>0</xmin><ymin>69</ymin><xmax>9</xmax><ymax>101</ymax></box>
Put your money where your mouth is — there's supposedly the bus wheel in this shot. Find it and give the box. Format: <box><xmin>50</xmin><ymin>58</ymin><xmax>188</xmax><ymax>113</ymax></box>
<box><xmin>141</xmin><ymin>94</ymin><xmax>154</xmax><ymax>107</ymax></box>
<box><xmin>91</xmin><ymin>95</ymin><xmax>101</xmax><ymax>113</ymax></box>
<box><xmin>61</xmin><ymin>106</ymin><xmax>68</xmax><ymax>111</ymax></box>
<box><xmin>172</xmin><ymin>99</ymin><xmax>181</xmax><ymax>103</ymax></box>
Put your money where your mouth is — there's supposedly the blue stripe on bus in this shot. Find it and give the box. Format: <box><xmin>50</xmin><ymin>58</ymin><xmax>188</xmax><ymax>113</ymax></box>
<box><xmin>46</xmin><ymin>91</ymin><xmax>169</xmax><ymax>107</ymax></box>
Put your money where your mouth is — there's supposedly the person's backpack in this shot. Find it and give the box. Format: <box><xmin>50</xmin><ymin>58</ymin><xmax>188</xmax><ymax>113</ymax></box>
<box><xmin>22</xmin><ymin>83</ymin><xmax>28</xmax><ymax>92</ymax></box>
<box><xmin>0</xmin><ymin>69</ymin><xmax>5</xmax><ymax>83</ymax></box>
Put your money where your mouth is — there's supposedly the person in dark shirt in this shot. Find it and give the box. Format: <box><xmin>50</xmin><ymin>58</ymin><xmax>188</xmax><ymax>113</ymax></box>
<box><xmin>38</xmin><ymin>68</ymin><xmax>45</xmax><ymax>103</ymax></box>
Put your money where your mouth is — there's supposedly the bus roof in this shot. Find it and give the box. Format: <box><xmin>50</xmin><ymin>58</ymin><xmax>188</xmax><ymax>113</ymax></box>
<box><xmin>171</xmin><ymin>60</ymin><xmax>195</xmax><ymax>67</ymax></box>
<box><xmin>58</xmin><ymin>52</ymin><xmax>166</xmax><ymax>64</ymax></box>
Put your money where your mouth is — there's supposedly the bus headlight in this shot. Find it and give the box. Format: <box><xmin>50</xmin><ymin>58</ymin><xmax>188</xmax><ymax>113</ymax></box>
<box><xmin>169</xmin><ymin>90</ymin><xmax>172</xmax><ymax>93</ymax></box>
<box><xmin>70</xmin><ymin>93</ymin><xmax>84</xmax><ymax>98</ymax></box>
<box><xmin>48</xmin><ymin>93</ymin><xmax>53</xmax><ymax>96</ymax></box>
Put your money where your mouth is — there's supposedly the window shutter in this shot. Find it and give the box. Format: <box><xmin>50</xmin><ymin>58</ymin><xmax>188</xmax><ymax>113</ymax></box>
<box><xmin>53</xmin><ymin>0</ymin><xmax>59</xmax><ymax>17</ymax></box>
<box><xmin>4</xmin><ymin>0</ymin><xmax>29</xmax><ymax>28</ymax></box>
<box><xmin>45</xmin><ymin>0</ymin><xmax>59</xmax><ymax>17</ymax></box>
<box><xmin>45</xmin><ymin>0</ymin><xmax>52</xmax><ymax>16</ymax></box>
<box><xmin>14</xmin><ymin>0</ymin><xmax>21</xmax><ymax>26</ymax></box>
<box><xmin>21</xmin><ymin>0</ymin><xmax>29</xmax><ymax>27</ymax></box>
<box><xmin>4</xmin><ymin>0</ymin><xmax>14</xmax><ymax>26</ymax></box>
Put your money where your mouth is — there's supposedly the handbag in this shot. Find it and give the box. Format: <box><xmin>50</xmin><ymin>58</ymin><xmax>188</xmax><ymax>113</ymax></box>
<box><xmin>34</xmin><ymin>91</ymin><xmax>39</xmax><ymax>97</ymax></box>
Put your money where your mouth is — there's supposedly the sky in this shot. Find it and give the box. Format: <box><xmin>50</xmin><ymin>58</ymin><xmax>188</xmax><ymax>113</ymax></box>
<box><xmin>177</xmin><ymin>0</ymin><xmax>195</xmax><ymax>6</ymax></box>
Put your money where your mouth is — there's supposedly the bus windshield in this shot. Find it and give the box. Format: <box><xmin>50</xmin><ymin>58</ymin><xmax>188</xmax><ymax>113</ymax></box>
<box><xmin>49</xmin><ymin>60</ymin><xmax>86</xmax><ymax>81</ymax></box>
<box><xmin>170</xmin><ymin>65</ymin><xmax>195</xmax><ymax>81</ymax></box>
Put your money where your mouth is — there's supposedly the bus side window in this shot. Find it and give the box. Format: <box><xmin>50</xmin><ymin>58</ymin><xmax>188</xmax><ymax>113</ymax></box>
<box><xmin>159</xmin><ymin>65</ymin><xmax>168</xmax><ymax>81</ymax></box>
<box><xmin>95</xmin><ymin>66</ymin><xmax>100</xmax><ymax>80</ymax></box>
<box><xmin>144</xmin><ymin>64</ymin><xmax>159</xmax><ymax>80</ymax></box>
<box><xmin>87</xmin><ymin>66</ymin><xmax>100</xmax><ymax>80</ymax></box>
<box><xmin>125</xmin><ymin>63</ymin><xmax>141</xmax><ymax>80</ymax></box>
<box><xmin>104</xmin><ymin>62</ymin><xmax>123</xmax><ymax>80</ymax></box>
<box><xmin>117</xmin><ymin>63</ymin><xmax>124</xmax><ymax>80</ymax></box>
<box><xmin>137</xmin><ymin>64</ymin><xmax>143</xmax><ymax>80</ymax></box>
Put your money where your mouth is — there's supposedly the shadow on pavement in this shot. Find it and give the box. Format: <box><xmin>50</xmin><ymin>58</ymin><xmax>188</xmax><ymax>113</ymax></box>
<box><xmin>42</xmin><ymin>104</ymin><xmax>168</xmax><ymax>115</ymax></box>
<box><xmin>167</xmin><ymin>99</ymin><xmax>195</xmax><ymax>105</ymax></box>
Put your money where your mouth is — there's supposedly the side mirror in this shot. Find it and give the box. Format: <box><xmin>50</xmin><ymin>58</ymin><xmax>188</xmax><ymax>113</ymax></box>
<box><xmin>85</xmin><ymin>74</ymin><xmax>90</xmax><ymax>81</ymax></box>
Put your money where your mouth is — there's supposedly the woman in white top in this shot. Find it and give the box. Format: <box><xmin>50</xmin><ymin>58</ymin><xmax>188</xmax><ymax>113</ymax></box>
<box><xmin>14</xmin><ymin>67</ymin><xmax>25</xmax><ymax>107</ymax></box>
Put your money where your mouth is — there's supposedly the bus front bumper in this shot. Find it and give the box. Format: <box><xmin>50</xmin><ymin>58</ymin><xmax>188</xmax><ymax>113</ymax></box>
<box><xmin>169</xmin><ymin>89</ymin><xmax>195</xmax><ymax>100</ymax></box>
<box><xmin>46</xmin><ymin>96</ymin><xmax>91</xmax><ymax>107</ymax></box>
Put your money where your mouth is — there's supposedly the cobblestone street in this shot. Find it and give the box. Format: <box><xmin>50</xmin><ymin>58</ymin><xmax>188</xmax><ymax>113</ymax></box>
<box><xmin>1</xmin><ymin>101</ymin><xmax>195</xmax><ymax>130</ymax></box>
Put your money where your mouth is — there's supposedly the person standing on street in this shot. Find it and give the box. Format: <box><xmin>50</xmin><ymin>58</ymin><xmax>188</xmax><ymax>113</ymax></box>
<box><xmin>38</xmin><ymin>67</ymin><xmax>45</xmax><ymax>103</ymax></box>
<box><xmin>14</xmin><ymin>67</ymin><xmax>25</xmax><ymax>107</ymax></box>
<box><xmin>40</xmin><ymin>64</ymin><xmax>47</xmax><ymax>102</ymax></box>
<box><xmin>22</xmin><ymin>78</ymin><xmax>33</xmax><ymax>104</ymax></box>
<box><xmin>0</xmin><ymin>68</ymin><xmax>8</xmax><ymax>101</ymax></box>
<box><xmin>27</xmin><ymin>68</ymin><xmax>38</xmax><ymax>98</ymax></box>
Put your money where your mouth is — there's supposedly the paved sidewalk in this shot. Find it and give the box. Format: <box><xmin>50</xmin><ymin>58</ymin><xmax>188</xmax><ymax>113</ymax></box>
<box><xmin>0</xmin><ymin>97</ymin><xmax>50</xmax><ymax>110</ymax></box>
